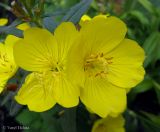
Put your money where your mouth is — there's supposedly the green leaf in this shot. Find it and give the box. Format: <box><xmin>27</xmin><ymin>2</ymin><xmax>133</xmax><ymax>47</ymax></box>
<box><xmin>143</xmin><ymin>32</ymin><xmax>160</xmax><ymax>67</ymax></box>
<box><xmin>43</xmin><ymin>17</ymin><xmax>58</xmax><ymax>32</ymax></box>
<box><xmin>128</xmin><ymin>76</ymin><xmax>153</xmax><ymax>102</ymax></box>
<box><xmin>39</xmin><ymin>105</ymin><xmax>63</xmax><ymax>132</ymax></box>
<box><xmin>62</xmin><ymin>0</ymin><xmax>93</xmax><ymax>24</ymax></box>
<box><xmin>124</xmin><ymin>110</ymin><xmax>139</xmax><ymax>132</ymax></box>
<box><xmin>137</xmin><ymin>112</ymin><xmax>160</xmax><ymax>132</ymax></box>
<box><xmin>141</xmin><ymin>112</ymin><xmax>160</xmax><ymax>126</ymax></box>
<box><xmin>0</xmin><ymin>19</ymin><xmax>23</xmax><ymax>37</ymax></box>
<box><xmin>59</xmin><ymin>107</ymin><xmax>77</xmax><ymax>132</ymax></box>
<box><xmin>129</xmin><ymin>10</ymin><xmax>149</xmax><ymax>25</ymax></box>
<box><xmin>152</xmin><ymin>80</ymin><xmax>160</xmax><ymax>104</ymax></box>
<box><xmin>138</xmin><ymin>0</ymin><xmax>155</xmax><ymax>13</ymax></box>
<box><xmin>16</xmin><ymin>109</ymin><xmax>40</xmax><ymax>125</ymax></box>
<box><xmin>0</xmin><ymin>2</ymin><xmax>11</xmax><ymax>11</ymax></box>
<box><xmin>123</xmin><ymin>0</ymin><xmax>138</xmax><ymax>12</ymax></box>
<box><xmin>9</xmin><ymin>101</ymin><xmax>23</xmax><ymax>116</ymax></box>
<box><xmin>40</xmin><ymin>118</ymin><xmax>62</xmax><ymax>132</ymax></box>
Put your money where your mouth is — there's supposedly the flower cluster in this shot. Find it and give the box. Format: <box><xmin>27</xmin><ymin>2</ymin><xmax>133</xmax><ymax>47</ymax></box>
<box><xmin>0</xmin><ymin>15</ymin><xmax>145</xmax><ymax>122</ymax></box>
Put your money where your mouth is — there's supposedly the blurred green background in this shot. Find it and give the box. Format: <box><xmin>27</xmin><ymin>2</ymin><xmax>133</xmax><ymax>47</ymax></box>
<box><xmin>0</xmin><ymin>0</ymin><xmax>160</xmax><ymax>132</ymax></box>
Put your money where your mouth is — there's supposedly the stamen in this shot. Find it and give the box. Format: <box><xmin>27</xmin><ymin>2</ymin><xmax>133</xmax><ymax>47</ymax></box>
<box><xmin>84</xmin><ymin>53</ymin><xmax>113</xmax><ymax>78</ymax></box>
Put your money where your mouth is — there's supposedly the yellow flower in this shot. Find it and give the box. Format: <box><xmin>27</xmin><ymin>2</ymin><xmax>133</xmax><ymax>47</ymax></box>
<box><xmin>67</xmin><ymin>15</ymin><xmax>145</xmax><ymax>117</ymax></box>
<box><xmin>0</xmin><ymin>35</ymin><xmax>19</xmax><ymax>93</ymax></box>
<box><xmin>14</xmin><ymin>22</ymin><xmax>80</xmax><ymax>112</ymax></box>
<box><xmin>92</xmin><ymin>115</ymin><xmax>125</xmax><ymax>132</ymax></box>
<box><xmin>0</xmin><ymin>23</ymin><xmax>30</xmax><ymax>93</ymax></box>
<box><xmin>0</xmin><ymin>18</ymin><xmax>8</xmax><ymax>26</ymax></box>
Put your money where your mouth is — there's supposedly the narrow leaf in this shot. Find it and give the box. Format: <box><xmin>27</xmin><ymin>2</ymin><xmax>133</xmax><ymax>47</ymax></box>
<box><xmin>43</xmin><ymin>17</ymin><xmax>58</xmax><ymax>32</ymax></box>
<box><xmin>62</xmin><ymin>0</ymin><xmax>93</xmax><ymax>24</ymax></box>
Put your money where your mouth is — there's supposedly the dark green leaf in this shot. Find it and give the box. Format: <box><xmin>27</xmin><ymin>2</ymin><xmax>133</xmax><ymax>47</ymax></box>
<box><xmin>62</xmin><ymin>0</ymin><xmax>93</xmax><ymax>24</ymax></box>
<box><xmin>0</xmin><ymin>19</ymin><xmax>23</xmax><ymax>37</ymax></box>
<box><xmin>59</xmin><ymin>107</ymin><xmax>77</xmax><ymax>132</ymax></box>
<box><xmin>152</xmin><ymin>80</ymin><xmax>160</xmax><ymax>104</ymax></box>
<box><xmin>143</xmin><ymin>32</ymin><xmax>160</xmax><ymax>67</ymax></box>
<box><xmin>141</xmin><ymin>112</ymin><xmax>160</xmax><ymax>126</ymax></box>
<box><xmin>16</xmin><ymin>109</ymin><xmax>40</xmax><ymax>125</ymax></box>
<box><xmin>129</xmin><ymin>10</ymin><xmax>149</xmax><ymax>25</ymax></box>
<box><xmin>43</xmin><ymin>17</ymin><xmax>58</xmax><ymax>32</ymax></box>
<box><xmin>128</xmin><ymin>76</ymin><xmax>153</xmax><ymax>102</ymax></box>
<box><xmin>138</xmin><ymin>0</ymin><xmax>155</xmax><ymax>13</ymax></box>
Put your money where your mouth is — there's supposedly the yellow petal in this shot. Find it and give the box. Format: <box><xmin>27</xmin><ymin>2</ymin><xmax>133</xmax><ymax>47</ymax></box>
<box><xmin>54</xmin><ymin>22</ymin><xmax>79</xmax><ymax>63</ymax></box>
<box><xmin>106</xmin><ymin>39</ymin><xmax>145</xmax><ymax>88</ymax></box>
<box><xmin>79</xmin><ymin>16</ymin><xmax>127</xmax><ymax>54</ymax></box>
<box><xmin>5</xmin><ymin>35</ymin><xmax>21</xmax><ymax>61</ymax></box>
<box><xmin>0</xmin><ymin>18</ymin><xmax>8</xmax><ymax>26</ymax></box>
<box><xmin>92</xmin><ymin>115</ymin><xmax>125</xmax><ymax>132</ymax></box>
<box><xmin>14</xmin><ymin>28</ymin><xmax>58</xmax><ymax>71</ymax></box>
<box><xmin>80</xmin><ymin>77</ymin><xmax>126</xmax><ymax>118</ymax></box>
<box><xmin>53</xmin><ymin>73</ymin><xmax>80</xmax><ymax>107</ymax></box>
<box><xmin>16</xmin><ymin>23</ymin><xmax>30</xmax><ymax>31</ymax></box>
<box><xmin>15</xmin><ymin>72</ymin><xmax>56</xmax><ymax>112</ymax></box>
<box><xmin>79</xmin><ymin>15</ymin><xmax>91</xmax><ymax>26</ymax></box>
<box><xmin>0</xmin><ymin>78</ymin><xmax>7</xmax><ymax>93</ymax></box>
<box><xmin>92</xmin><ymin>14</ymin><xmax>109</xmax><ymax>20</ymax></box>
<box><xmin>66</xmin><ymin>36</ymin><xmax>86</xmax><ymax>86</ymax></box>
<box><xmin>0</xmin><ymin>40</ymin><xmax>18</xmax><ymax>81</ymax></box>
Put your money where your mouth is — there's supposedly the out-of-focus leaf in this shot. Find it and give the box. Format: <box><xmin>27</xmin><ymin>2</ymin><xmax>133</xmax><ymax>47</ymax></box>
<box><xmin>128</xmin><ymin>76</ymin><xmax>153</xmax><ymax>102</ymax></box>
<box><xmin>9</xmin><ymin>102</ymin><xmax>23</xmax><ymax>116</ymax></box>
<box><xmin>124</xmin><ymin>110</ymin><xmax>138</xmax><ymax>132</ymax></box>
<box><xmin>59</xmin><ymin>107</ymin><xmax>77</xmax><ymax>132</ymax></box>
<box><xmin>141</xmin><ymin>112</ymin><xmax>160</xmax><ymax>126</ymax></box>
<box><xmin>143</xmin><ymin>32</ymin><xmax>160</xmax><ymax>67</ymax></box>
<box><xmin>138</xmin><ymin>0</ymin><xmax>155</xmax><ymax>13</ymax></box>
<box><xmin>40</xmin><ymin>105</ymin><xmax>63</xmax><ymax>132</ymax></box>
<box><xmin>43</xmin><ymin>9</ymin><xmax>68</xmax><ymax>17</ymax></box>
<box><xmin>123</xmin><ymin>0</ymin><xmax>138</xmax><ymax>12</ymax></box>
<box><xmin>0</xmin><ymin>19</ymin><xmax>23</xmax><ymax>37</ymax></box>
<box><xmin>63</xmin><ymin>0</ymin><xmax>80</xmax><ymax>8</ymax></box>
<box><xmin>138</xmin><ymin>112</ymin><xmax>160</xmax><ymax>132</ymax></box>
<box><xmin>16</xmin><ymin>109</ymin><xmax>40</xmax><ymax>125</ymax></box>
<box><xmin>43</xmin><ymin>17</ymin><xmax>58</xmax><ymax>32</ymax></box>
<box><xmin>0</xmin><ymin>2</ymin><xmax>11</xmax><ymax>11</ymax></box>
<box><xmin>40</xmin><ymin>118</ymin><xmax>62</xmax><ymax>132</ymax></box>
<box><xmin>62</xmin><ymin>0</ymin><xmax>93</xmax><ymax>24</ymax></box>
<box><xmin>0</xmin><ymin>92</ymin><xmax>14</xmax><ymax>106</ymax></box>
<box><xmin>150</xmin><ymin>0</ymin><xmax>160</xmax><ymax>7</ymax></box>
<box><xmin>152</xmin><ymin>80</ymin><xmax>160</xmax><ymax>104</ymax></box>
<box><xmin>91</xmin><ymin>0</ymin><xmax>99</xmax><ymax>11</ymax></box>
<box><xmin>127</xmin><ymin>28</ymin><xmax>136</xmax><ymax>40</ymax></box>
<box><xmin>129</xmin><ymin>10</ymin><xmax>149</xmax><ymax>25</ymax></box>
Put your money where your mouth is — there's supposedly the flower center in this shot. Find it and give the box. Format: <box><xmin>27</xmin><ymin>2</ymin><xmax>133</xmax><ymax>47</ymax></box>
<box><xmin>50</xmin><ymin>62</ymin><xmax>64</xmax><ymax>74</ymax></box>
<box><xmin>84</xmin><ymin>53</ymin><xmax>113</xmax><ymax>78</ymax></box>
